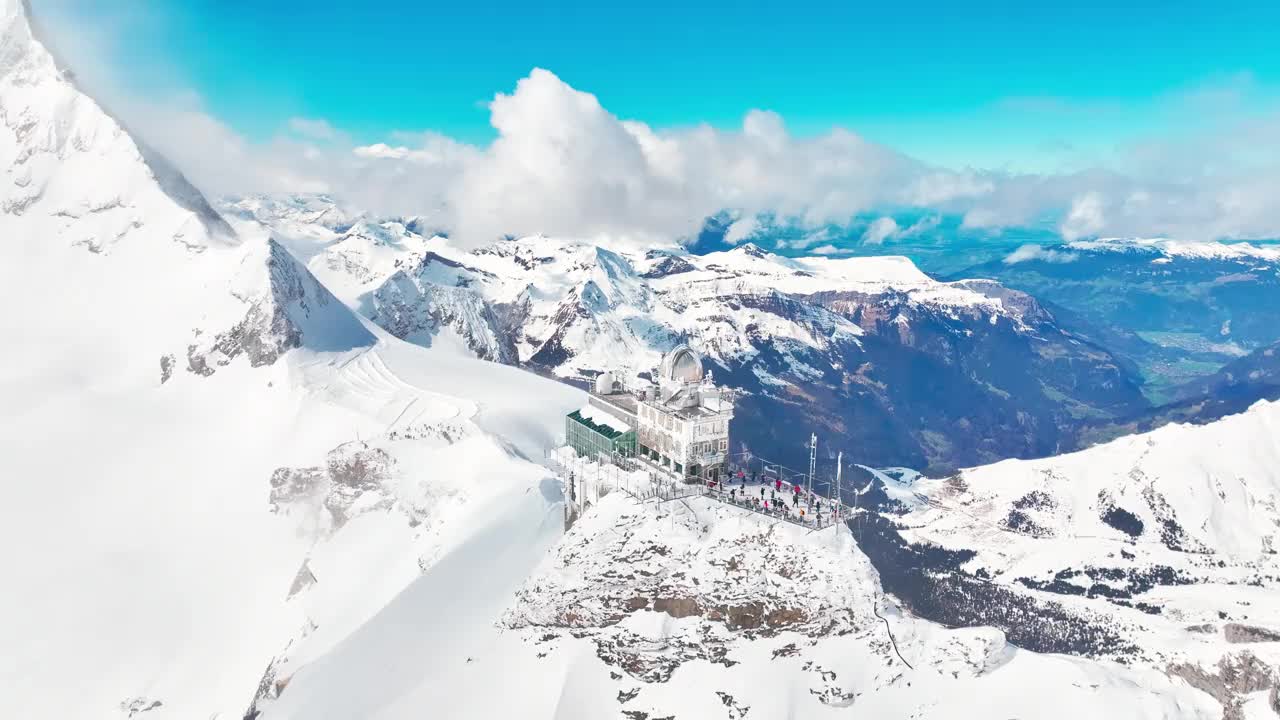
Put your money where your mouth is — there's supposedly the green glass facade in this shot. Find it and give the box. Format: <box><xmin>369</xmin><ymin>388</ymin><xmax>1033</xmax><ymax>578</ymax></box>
<box><xmin>566</xmin><ymin>410</ymin><xmax>637</xmax><ymax>460</ymax></box>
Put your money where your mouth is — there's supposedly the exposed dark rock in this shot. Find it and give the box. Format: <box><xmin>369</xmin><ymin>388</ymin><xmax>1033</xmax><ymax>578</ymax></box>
<box><xmin>1143</xmin><ymin>484</ymin><xmax>1198</xmax><ymax>552</ymax></box>
<box><xmin>287</xmin><ymin>560</ymin><xmax>317</xmax><ymax>599</ymax></box>
<box><xmin>772</xmin><ymin>643</ymin><xmax>799</xmax><ymax>659</ymax></box>
<box><xmin>1167</xmin><ymin>651</ymin><xmax>1277</xmax><ymax>720</ymax></box>
<box><xmin>159</xmin><ymin>354</ymin><xmax>174</xmax><ymax>384</ymax></box>
<box><xmin>1224</xmin><ymin>623</ymin><xmax>1280</xmax><ymax>644</ymax></box>
<box><xmin>242</xmin><ymin>657</ymin><xmax>284</xmax><ymax>720</ymax></box>
<box><xmin>642</xmin><ymin>254</ymin><xmax>696</xmax><ymax>279</ymax></box>
<box><xmin>617</xmin><ymin>688</ymin><xmax>640</xmax><ymax>704</ymax></box>
<box><xmin>653</xmin><ymin>597</ymin><xmax>700</xmax><ymax>619</ymax></box>
<box><xmin>715</xmin><ymin>690</ymin><xmax>751</xmax><ymax>719</ymax></box>
<box><xmin>269</xmin><ymin>441</ymin><xmax>397</xmax><ymax>531</ymax></box>
<box><xmin>187</xmin><ymin>240</ymin><xmax>372</xmax><ymax>377</ymax></box>
<box><xmin>369</xmin><ymin>269</ymin><xmax>517</xmax><ymax>363</ymax></box>
<box><xmin>120</xmin><ymin>697</ymin><xmax>163</xmax><ymax>718</ymax></box>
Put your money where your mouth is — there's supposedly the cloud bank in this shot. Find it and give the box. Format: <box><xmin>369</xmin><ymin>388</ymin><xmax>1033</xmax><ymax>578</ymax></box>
<box><xmin>35</xmin><ymin>3</ymin><xmax>1280</xmax><ymax>248</ymax></box>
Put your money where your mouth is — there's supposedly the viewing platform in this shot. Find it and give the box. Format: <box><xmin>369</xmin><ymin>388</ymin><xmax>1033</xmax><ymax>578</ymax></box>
<box><xmin>547</xmin><ymin>446</ymin><xmax>859</xmax><ymax>532</ymax></box>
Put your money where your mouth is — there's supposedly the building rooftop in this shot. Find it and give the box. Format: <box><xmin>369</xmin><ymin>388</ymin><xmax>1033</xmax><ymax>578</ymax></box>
<box><xmin>576</xmin><ymin>402</ymin><xmax>632</xmax><ymax>433</ymax></box>
<box><xmin>590</xmin><ymin>390</ymin><xmax>638</xmax><ymax>417</ymax></box>
<box><xmin>591</xmin><ymin>386</ymin><xmax>732</xmax><ymax>421</ymax></box>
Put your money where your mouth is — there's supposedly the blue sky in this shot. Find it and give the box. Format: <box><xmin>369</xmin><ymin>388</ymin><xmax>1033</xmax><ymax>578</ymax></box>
<box><xmin>43</xmin><ymin>0</ymin><xmax>1280</xmax><ymax>171</ymax></box>
<box><xmin>33</xmin><ymin>0</ymin><xmax>1280</xmax><ymax>245</ymax></box>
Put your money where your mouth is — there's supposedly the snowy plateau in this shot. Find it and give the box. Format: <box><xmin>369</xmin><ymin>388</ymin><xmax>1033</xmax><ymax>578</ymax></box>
<box><xmin>3</xmin><ymin>2</ymin><xmax>1280</xmax><ymax>719</ymax></box>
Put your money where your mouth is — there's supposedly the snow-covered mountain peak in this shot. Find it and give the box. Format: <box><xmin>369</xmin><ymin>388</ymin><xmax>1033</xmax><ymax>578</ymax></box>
<box><xmin>2</xmin><ymin>0</ymin><xmax>232</xmax><ymax>252</ymax></box>
<box><xmin>1069</xmin><ymin>237</ymin><xmax>1280</xmax><ymax>263</ymax></box>
<box><xmin>2</xmin><ymin>9</ymin><xmax>586</xmax><ymax>717</ymax></box>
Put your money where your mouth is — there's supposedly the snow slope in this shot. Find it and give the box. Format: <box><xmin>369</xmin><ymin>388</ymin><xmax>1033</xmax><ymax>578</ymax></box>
<box><xmin>0</xmin><ymin>4</ymin><xmax>579</xmax><ymax>718</ymax></box>
<box><xmin>900</xmin><ymin>398</ymin><xmax>1280</xmax><ymax>603</ymax></box>
<box><xmin>262</xmin><ymin>454</ymin><xmax>1228</xmax><ymax>720</ymax></box>
<box><xmin>870</xmin><ymin>400</ymin><xmax>1280</xmax><ymax>715</ymax></box>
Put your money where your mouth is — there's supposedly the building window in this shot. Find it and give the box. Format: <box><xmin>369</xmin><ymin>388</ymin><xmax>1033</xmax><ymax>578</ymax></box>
<box><xmin>719</xmin><ymin>439</ymin><xmax>728</xmax><ymax>451</ymax></box>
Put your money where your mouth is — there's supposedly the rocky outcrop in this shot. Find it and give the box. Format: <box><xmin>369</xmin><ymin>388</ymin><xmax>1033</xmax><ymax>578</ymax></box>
<box><xmin>188</xmin><ymin>240</ymin><xmax>373</xmax><ymax>376</ymax></box>
<box><xmin>504</xmin><ymin>492</ymin><xmax>877</xmax><ymax>682</ymax></box>
<box><xmin>1224</xmin><ymin>623</ymin><xmax>1280</xmax><ymax>644</ymax></box>
<box><xmin>269</xmin><ymin>441</ymin><xmax>397</xmax><ymax>533</ymax></box>
<box><xmin>1167</xmin><ymin>652</ymin><xmax>1278</xmax><ymax>720</ymax></box>
<box><xmin>370</xmin><ymin>268</ymin><xmax>517</xmax><ymax>364</ymax></box>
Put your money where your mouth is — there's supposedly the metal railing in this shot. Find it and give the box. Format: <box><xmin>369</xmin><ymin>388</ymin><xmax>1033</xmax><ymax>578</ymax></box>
<box><xmin>545</xmin><ymin>446</ymin><xmax>854</xmax><ymax>531</ymax></box>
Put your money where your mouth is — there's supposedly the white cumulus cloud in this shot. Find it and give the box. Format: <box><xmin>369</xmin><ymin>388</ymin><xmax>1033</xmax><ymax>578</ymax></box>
<box><xmin>33</xmin><ymin>1</ymin><xmax>1280</xmax><ymax>249</ymax></box>
<box><xmin>1003</xmin><ymin>244</ymin><xmax>1081</xmax><ymax>264</ymax></box>
<box><xmin>860</xmin><ymin>217</ymin><xmax>901</xmax><ymax>245</ymax></box>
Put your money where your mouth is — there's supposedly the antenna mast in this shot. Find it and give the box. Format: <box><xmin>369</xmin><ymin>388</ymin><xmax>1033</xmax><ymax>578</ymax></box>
<box><xmin>807</xmin><ymin>432</ymin><xmax>817</xmax><ymax>496</ymax></box>
<box><xmin>835</xmin><ymin>450</ymin><xmax>843</xmax><ymax>515</ymax></box>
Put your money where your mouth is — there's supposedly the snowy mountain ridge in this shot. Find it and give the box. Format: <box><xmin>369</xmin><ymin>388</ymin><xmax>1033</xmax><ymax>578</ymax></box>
<box><xmin>229</xmin><ymin>193</ymin><xmax>1152</xmax><ymax>472</ymax></box>
<box><xmin>1068</xmin><ymin>237</ymin><xmax>1280</xmax><ymax>263</ymax></box>
<box><xmin>1</xmin><ymin>4</ymin><xmax>580</xmax><ymax>719</ymax></box>
<box><xmin>220</xmin><ymin>193</ymin><xmax>1022</xmax><ymax>367</ymax></box>
<box><xmin>2</xmin><ymin>0</ymin><xmax>231</xmax><ymax>250</ymax></box>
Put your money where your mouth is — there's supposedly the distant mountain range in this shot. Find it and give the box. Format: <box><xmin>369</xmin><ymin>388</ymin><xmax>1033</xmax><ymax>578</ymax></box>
<box><xmin>225</xmin><ymin>195</ymin><xmax>1164</xmax><ymax>473</ymax></box>
<box><xmin>957</xmin><ymin>238</ymin><xmax>1280</xmax><ymax>402</ymax></box>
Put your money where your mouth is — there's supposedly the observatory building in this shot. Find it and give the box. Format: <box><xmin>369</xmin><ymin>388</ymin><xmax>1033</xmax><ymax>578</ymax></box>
<box><xmin>564</xmin><ymin>345</ymin><xmax>735</xmax><ymax>481</ymax></box>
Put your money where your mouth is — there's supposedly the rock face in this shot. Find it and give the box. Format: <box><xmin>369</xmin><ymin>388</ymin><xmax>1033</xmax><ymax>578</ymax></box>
<box><xmin>270</xmin><ymin>441</ymin><xmax>398</xmax><ymax>532</ymax></box>
<box><xmin>187</xmin><ymin>240</ymin><xmax>374</xmax><ymax>376</ymax></box>
<box><xmin>471</xmin><ymin>458</ymin><xmax>1252</xmax><ymax>720</ymax></box>
<box><xmin>369</xmin><ymin>264</ymin><xmax>518</xmax><ymax>364</ymax></box>
<box><xmin>1224</xmin><ymin>624</ymin><xmax>1280</xmax><ymax>645</ymax></box>
<box><xmin>504</xmin><ymin>491</ymin><xmax>880</xmax><ymax>683</ymax></box>
<box><xmin>1168</xmin><ymin>652</ymin><xmax>1278</xmax><ymax>720</ymax></box>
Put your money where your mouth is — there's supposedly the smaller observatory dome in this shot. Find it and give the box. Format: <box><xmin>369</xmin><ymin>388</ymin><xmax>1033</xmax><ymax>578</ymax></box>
<box><xmin>593</xmin><ymin>372</ymin><xmax>616</xmax><ymax>394</ymax></box>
